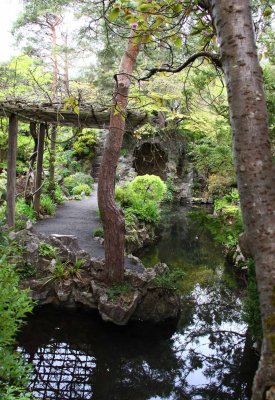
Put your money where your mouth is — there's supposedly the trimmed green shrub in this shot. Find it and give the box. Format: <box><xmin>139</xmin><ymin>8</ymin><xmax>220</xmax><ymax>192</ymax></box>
<box><xmin>115</xmin><ymin>175</ymin><xmax>167</xmax><ymax>225</ymax></box>
<box><xmin>127</xmin><ymin>174</ymin><xmax>167</xmax><ymax>203</ymax></box>
<box><xmin>40</xmin><ymin>195</ymin><xmax>56</xmax><ymax>215</ymax></box>
<box><xmin>72</xmin><ymin>183</ymin><xmax>91</xmax><ymax>196</ymax></box>
<box><xmin>63</xmin><ymin>173</ymin><xmax>93</xmax><ymax>194</ymax></box>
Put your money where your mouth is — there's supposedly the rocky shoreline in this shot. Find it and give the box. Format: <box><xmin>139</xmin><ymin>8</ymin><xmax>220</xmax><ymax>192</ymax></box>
<box><xmin>14</xmin><ymin>229</ymin><xmax>180</xmax><ymax>326</ymax></box>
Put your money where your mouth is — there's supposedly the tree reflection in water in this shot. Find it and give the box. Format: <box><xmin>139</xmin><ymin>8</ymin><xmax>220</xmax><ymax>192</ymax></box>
<box><xmin>17</xmin><ymin>206</ymin><xmax>258</xmax><ymax>399</ymax></box>
<box><xmin>17</xmin><ymin>276</ymin><xmax>258</xmax><ymax>400</ymax></box>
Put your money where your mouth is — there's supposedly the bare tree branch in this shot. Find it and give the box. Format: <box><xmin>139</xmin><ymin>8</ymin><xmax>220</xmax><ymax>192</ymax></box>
<box><xmin>139</xmin><ymin>51</ymin><xmax>222</xmax><ymax>81</ymax></box>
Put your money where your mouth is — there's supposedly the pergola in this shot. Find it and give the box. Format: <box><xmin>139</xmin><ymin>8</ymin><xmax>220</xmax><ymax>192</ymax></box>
<box><xmin>0</xmin><ymin>101</ymin><xmax>147</xmax><ymax>227</ymax></box>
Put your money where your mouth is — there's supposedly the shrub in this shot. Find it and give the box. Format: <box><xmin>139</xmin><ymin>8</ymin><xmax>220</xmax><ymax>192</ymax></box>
<box><xmin>127</xmin><ymin>174</ymin><xmax>167</xmax><ymax>203</ymax></box>
<box><xmin>15</xmin><ymin>199</ymin><xmax>37</xmax><ymax>229</ymax></box>
<box><xmin>73</xmin><ymin>129</ymin><xmax>98</xmax><ymax>159</ymax></box>
<box><xmin>44</xmin><ymin>181</ymin><xmax>64</xmax><ymax>205</ymax></box>
<box><xmin>38</xmin><ymin>242</ymin><xmax>58</xmax><ymax>258</ymax></box>
<box><xmin>93</xmin><ymin>227</ymin><xmax>104</xmax><ymax>238</ymax></box>
<box><xmin>153</xmin><ymin>267</ymin><xmax>185</xmax><ymax>291</ymax></box>
<box><xmin>127</xmin><ymin>201</ymin><xmax>160</xmax><ymax>224</ymax></box>
<box><xmin>115</xmin><ymin>175</ymin><xmax>167</xmax><ymax>225</ymax></box>
<box><xmin>63</xmin><ymin>173</ymin><xmax>93</xmax><ymax>194</ymax></box>
<box><xmin>40</xmin><ymin>195</ymin><xmax>55</xmax><ymax>215</ymax></box>
<box><xmin>0</xmin><ymin>256</ymin><xmax>34</xmax><ymax>399</ymax></box>
<box><xmin>52</xmin><ymin>185</ymin><xmax>65</xmax><ymax>204</ymax></box>
<box><xmin>72</xmin><ymin>183</ymin><xmax>91</xmax><ymax>196</ymax></box>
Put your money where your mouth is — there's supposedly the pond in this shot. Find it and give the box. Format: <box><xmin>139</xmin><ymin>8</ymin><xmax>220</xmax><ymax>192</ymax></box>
<box><xmin>17</xmin><ymin>205</ymin><xmax>259</xmax><ymax>400</ymax></box>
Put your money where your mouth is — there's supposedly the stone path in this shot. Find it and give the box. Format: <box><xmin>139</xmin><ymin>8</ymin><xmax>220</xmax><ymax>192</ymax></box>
<box><xmin>33</xmin><ymin>184</ymin><xmax>143</xmax><ymax>271</ymax></box>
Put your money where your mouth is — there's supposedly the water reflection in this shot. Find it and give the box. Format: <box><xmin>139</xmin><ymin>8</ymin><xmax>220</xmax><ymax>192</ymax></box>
<box><xmin>17</xmin><ymin>206</ymin><xmax>258</xmax><ymax>399</ymax></box>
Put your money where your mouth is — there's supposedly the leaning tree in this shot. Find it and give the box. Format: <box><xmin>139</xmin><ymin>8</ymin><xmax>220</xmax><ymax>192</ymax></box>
<box><xmin>89</xmin><ymin>0</ymin><xmax>275</xmax><ymax>397</ymax></box>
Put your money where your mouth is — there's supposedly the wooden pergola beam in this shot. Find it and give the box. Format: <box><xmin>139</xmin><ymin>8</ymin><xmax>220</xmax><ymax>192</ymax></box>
<box><xmin>6</xmin><ymin>114</ymin><xmax>18</xmax><ymax>227</ymax></box>
<box><xmin>0</xmin><ymin>102</ymin><xmax>147</xmax><ymax>131</ymax></box>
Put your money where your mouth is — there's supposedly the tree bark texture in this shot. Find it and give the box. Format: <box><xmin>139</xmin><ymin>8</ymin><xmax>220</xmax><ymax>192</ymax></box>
<box><xmin>33</xmin><ymin>124</ymin><xmax>46</xmax><ymax>213</ymax></box>
<box><xmin>51</xmin><ymin>20</ymin><xmax>58</xmax><ymax>96</ymax></box>
<box><xmin>6</xmin><ymin>114</ymin><xmax>18</xmax><ymax>228</ymax></box>
<box><xmin>98</xmin><ymin>29</ymin><xmax>141</xmax><ymax>283</ymax></box>
<box><xmin>211</xmin><ymin>1</ymin><xmax>275</xmax><ymax>398</ymax></box>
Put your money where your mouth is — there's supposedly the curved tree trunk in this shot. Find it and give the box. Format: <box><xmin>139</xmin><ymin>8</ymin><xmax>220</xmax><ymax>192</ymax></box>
<box><xmin>211</xmin><ymin>1</ymin><xmax>275</xmax><ymax>398</ymax></box>
<box><xmin>98</xmin><ymin>28</ymin><xmax>141</xmax><ymax>283</ymax></box>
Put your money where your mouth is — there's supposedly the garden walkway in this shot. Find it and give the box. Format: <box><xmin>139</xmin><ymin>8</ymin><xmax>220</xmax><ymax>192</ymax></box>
<box><xmin>33</xmin><ymin>184</ymin><xmax>143</xmax><ymax>271</ymax></box>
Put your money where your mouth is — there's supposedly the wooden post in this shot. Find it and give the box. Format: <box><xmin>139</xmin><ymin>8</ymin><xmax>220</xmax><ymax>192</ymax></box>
<box><xmin>33</xmin><ymin>123</ymin><xmax>46</xmax><ymax>213</ymax></box>
<box><xmin>49</xmin><ymin>125</ymin><xmax>57</xmax><ymax>192</ymax></box>
<box><xmin>6</xmin><ymin>114</ymin><xmax>18</xmax><ymax>228</ymax></box>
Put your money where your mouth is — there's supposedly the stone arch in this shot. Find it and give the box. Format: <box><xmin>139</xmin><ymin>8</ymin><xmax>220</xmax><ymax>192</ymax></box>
<box><xmin>133</xmin><ymin>142</ymin><xmax>168</xmax><ymax>180</ymax></box>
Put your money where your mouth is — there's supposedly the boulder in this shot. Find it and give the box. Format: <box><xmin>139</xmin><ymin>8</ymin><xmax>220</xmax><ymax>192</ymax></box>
<box><xmin>133</xmin><ymin>287</ymin><xmax>180</xmax><ymax>322</ymax></box>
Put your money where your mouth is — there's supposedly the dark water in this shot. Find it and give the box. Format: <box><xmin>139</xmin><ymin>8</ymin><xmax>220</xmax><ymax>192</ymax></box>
<box><xmin>17</xmin><ymin>206</ymin><xmax>259</xmax><ymax>400</ymax></box>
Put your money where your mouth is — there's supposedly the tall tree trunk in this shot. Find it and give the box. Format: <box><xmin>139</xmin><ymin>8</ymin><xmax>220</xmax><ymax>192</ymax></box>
<box><xmin>51</xmin><ymin>21</ymin><xmax>58</xmax><ymax>97</ymax></box>
<box><xmin>98</xmin><ymin>27</ymin><xmax>141</xmax><ymax>283</ymax></box>
<box><xmin>49</xmin><ymin>20</ymin><xmax>59</xmax><ymax>190</ymax></box>
<box><xmin>33</xmin><ymin>124</ymin><xmax>46</xmax><ymax>213</ymax></box>
<box><xmin>211</xmin><ymin>1</ymin><xmax>275</xmax><ymax>398</ymax></box>
<box><xmin>63</xmin><ymin>33</ymin><xmax>69</xmax><ymax>94</ymax></box>
<box><xmin>6</xmin><ymin>114</ymin><xmax>18</xmax><ymax>228</ymax></box>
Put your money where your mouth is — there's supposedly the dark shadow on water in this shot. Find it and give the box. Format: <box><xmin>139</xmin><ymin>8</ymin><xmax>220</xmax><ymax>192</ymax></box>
<box><xmin>17</xmin><ymin>205</ymin><xmax>259</xmax><ymax>400</ymax></box>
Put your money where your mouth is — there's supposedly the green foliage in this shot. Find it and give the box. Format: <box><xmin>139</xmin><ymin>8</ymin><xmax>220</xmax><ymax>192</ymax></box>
<box><xmin>242</xmin><ymin>258</ymin><xmax>263</xmax><ymax>341</ymax></box>
<box><xmin>106</xmin><ymin>282</ymin><xmax>131</xmax><ymax>302</ymax></box>
<box><xmin>163</xmin><ymin>177</ymin><xmax>175</xmax><ymax>202</ymax></box>
<box><xmin>15</xmin><ymin>199</ymin><xmax>37</xmax><ymax>229</ymax></box>
<box><xmin>116</xmin><ymin>175</ymin><xmax>167</xmax><ymax>226</ymax></box>
<box><xmin>38</xmin><ymin>242</ymin><xmax>58</xmax><ymax>258</ymax></box>
<box><xmin>72</xmin><ymin>183</ymin><xmax>91</xmax><ymax>196</ymax></box>
<box><xmin>0</xmin><ymin>171</ymin><xmax>7</xmax><ymax>204</ymax></box>
<box><xmin>40</xmin><ymin>195</ymin><xmax>55</xmax><ymax>216</ymax></box>
<box><xmin>0</xmin><ymin>254</ymin><xmax>34</xmax><ymax>399</ymax></box>
<box><xmin>42</xmin><ymin>257</ymin><xmax>85</xmax><ymax>285</ymax></box>
<box><xmin>127</xmin><ymin>174</ymin><xmax>167</xmax><ymax>203</ymax></box>
<box><xmin>153</xmin><ymin>267</ymin><xmax>185</xmax><ymax>291</ymax></box>
<box><xmin>63</xmin><ymin>173</ymin><xmax>93</xmax><ymax>195</ymax></box>
<box><xmin>56</xmin><ymin>149</ymin><xmax>82</xmax><ymax>179</ymax></box>
<box><xmin>73</xmin><ymin>129</ymin><xmax>98</xmax><ymax>159</ymax></box>
<box><xmin>93</xmin><ymin>227</ymin><xmax>104</xmax><ymax>238</ymax></box>
<box><xmin>51</xmin><ymin>185</ymin><xmax>64</xmax><ymax>205</ymax></box>
<box><xmin>214</xmin><ymin>189</ymin><xmax>239</xmax><ymax>214</ymax></box>
<box><xmin>189</xmin><ymin>206</ymin><xmax>243</xmax><ymax>249</ymax></box>
<box><xmin>127</xmin><ymin>202</ymin><xmax>160</xmax><ymax>224</ymax></box>
<box><xmin>43</xmin><ymin>180</ymin><xmax>64</xmax><ymax>205</ymax></box>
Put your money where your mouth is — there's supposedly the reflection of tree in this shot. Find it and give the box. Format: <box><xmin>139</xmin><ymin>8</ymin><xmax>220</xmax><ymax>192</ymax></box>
<box><xmin>139</xmin><ymin>205</ymin><xmax>224</xmax><ymax>272</ymax></box>
<box><xmin>172</xmin><ymin>281</ymin><xmax>259</xmax><ymax>400</ymax></box>
<box><xmin>17</xmin><ymin>307</ymin><xmax>181</xmax><ymax>400</ymax></box>
<box><xmin>17</xmin><ymin>245</ymin><xmax>258</xmax><ymax>399</ymax></box>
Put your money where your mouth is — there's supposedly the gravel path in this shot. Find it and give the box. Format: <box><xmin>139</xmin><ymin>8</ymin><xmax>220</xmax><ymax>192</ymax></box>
<box><xmin>33</xmin><ymin>185</ymin><xmax>143</xmax><ymax>271</ymax></box>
